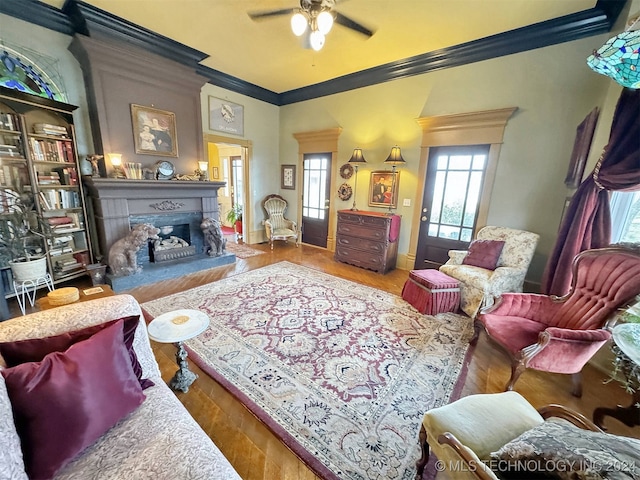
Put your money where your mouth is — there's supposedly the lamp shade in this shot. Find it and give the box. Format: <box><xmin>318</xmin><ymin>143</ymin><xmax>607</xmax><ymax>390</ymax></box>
<box><xmin>384</xmin><ymin>146</ymin><xmax>406</xmax><ymax>166</ymax></box>
<box><xmin>348</xmin><ymin>148</ymin><xmax>367</xmax><ymax>164</ymax></box>
<box><xmin>107</xmin><ymin>153</ymin><xmax>122</xmax><ymax>166</ymax></box>
<box><xmin>587</xmin><ymin>25</ymin><xmax>640</xmax><ymax>89</ymax></box>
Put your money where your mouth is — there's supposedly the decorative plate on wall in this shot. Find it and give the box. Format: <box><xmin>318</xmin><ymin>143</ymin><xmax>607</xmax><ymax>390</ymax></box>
<box><xmin>338</xmin><ymin>183</ymin><xmax>353</xmax><ymax>201</ymax></box>
<box><xmin>339</xmin><ymin>163</ymin><xmax>354</xmax><ymax>179</ymax></box>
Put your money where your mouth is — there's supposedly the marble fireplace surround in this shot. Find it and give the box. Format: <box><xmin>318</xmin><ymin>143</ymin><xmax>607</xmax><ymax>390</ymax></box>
<box><xmin>83</xmin><ymin>177</ymin><xmax>235</xmax><ymax>291</ymax></box>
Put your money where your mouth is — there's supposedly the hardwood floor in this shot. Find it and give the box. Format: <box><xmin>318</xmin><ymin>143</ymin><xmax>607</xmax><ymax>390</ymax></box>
<box><xmin>10</xmin><ymin>241</ymin><xmax>640</xmax><ymax>479</ymax></box>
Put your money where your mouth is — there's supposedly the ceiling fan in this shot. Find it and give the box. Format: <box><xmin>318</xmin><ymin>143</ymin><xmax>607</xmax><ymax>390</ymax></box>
<box><xmin>248</xmin><ymin>0</ymin><xmax>374</xmax><ymax>51</ymax></box>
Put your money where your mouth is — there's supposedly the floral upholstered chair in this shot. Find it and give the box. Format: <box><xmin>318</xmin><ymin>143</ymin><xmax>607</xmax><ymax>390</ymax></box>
<box><xmin>439</xmin><ymin>226</ymin><xmax>539</xmax><ymax>318</ymax></box>
<box><xmin>262</xmin><ymin>194</ymin><xmax>299</xmax><ymax>250</ymax></box>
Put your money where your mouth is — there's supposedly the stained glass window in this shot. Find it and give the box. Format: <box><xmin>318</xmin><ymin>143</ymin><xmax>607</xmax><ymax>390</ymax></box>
<box><xmin>0</xmin><ymin>47</ymin><xmax>62</xmax><ymax>100</ymax></box>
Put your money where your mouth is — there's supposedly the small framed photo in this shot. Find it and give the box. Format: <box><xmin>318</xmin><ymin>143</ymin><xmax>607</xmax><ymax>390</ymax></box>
<box><xmin>209</xmin><ymin>96</ymin><xmax>244</xmax><ymax>136</ymax></box>
<box><xmin>131</xmin><ymin>104</ymin><xmax>178</xmax><ymax>157</ymax></box>
<box><xmin>281</xmin><ymin>164</ymin><xmax>296</xmax><ymax>190</ymax></box>
<box><xmin>213</xmin><ymin>167</ymin><xmax>219</xmax><ymax>179</ymax></box>
<box><xmin>369</xmin><ymin>170</ymin><xmax>399</xmax><ymax>208</ymax></box>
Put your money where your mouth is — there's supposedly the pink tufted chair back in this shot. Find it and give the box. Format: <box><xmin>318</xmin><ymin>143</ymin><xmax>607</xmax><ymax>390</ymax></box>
<box><xmin>549</xmin><ymin>246</ymin><xmax>640</xmax><ymax>331</ymax></box>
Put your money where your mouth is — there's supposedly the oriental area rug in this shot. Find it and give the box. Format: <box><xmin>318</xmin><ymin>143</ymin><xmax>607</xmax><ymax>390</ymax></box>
<box><xmin>224</xmin><ymin>239</ymin><xmax>266</xmax><ymax>259</ymax></box>
<box><xmin>142</xmin><ymin>262</ymin><xmax>474</xmax><ymax>480</ymax></box>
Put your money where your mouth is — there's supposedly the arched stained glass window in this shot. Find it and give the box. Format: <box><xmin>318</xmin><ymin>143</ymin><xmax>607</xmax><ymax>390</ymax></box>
<box><xmin>0</xmin><ymin>46</ymin><xmax>65</xmax><ymax>101</ymax></box>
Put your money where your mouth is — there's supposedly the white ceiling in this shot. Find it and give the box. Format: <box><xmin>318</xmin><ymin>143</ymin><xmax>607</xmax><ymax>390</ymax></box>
<box><xmin>42</xmin><ymin>0</ymin><xmax>595</xmax><ymax>93</ymax></box>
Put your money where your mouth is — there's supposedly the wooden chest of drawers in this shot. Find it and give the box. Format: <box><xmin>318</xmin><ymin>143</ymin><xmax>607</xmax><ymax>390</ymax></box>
<box><xmin>334</xmin><ymin>210</ymin><xmax>400</xmax><ymax>274</ymax></box>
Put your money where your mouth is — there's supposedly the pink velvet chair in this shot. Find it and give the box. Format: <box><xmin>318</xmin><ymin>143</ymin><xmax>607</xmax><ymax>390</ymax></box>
<box><xmin>472</xmin><ymin>245</ymin><xmax>640</xmax><ymax>397</ymax></box>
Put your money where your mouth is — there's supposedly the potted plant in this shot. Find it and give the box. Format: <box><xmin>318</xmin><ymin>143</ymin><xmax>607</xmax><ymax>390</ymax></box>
<box><xmin>0</xmin><ymin>189</ymin><xmax>49</xmax><ymax>282</ymax></box>
<box><xmin>225</xmin><ymin>204</ymin><xmax>243</xmax><ymax>235</ymax></box>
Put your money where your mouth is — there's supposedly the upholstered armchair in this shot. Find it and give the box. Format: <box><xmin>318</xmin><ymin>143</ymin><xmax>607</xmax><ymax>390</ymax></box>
<box><xmin>262</xmin><ymin>194</ymin><xmax>299</xmax><ymax>250</ymax></box>
<box><xmin>439</xmin><ymin>226</ymin><xmax>539</xmax><ymax>318</ymax></box>
<box><xmin>415</xmin><ymin>392</ymin><xmax>639</xmax><ymax>480</ymax></box>
<box><xmin>474</xmin><ymin>245</ymin><xmax>640</xmax><ymax>397</ymax></box>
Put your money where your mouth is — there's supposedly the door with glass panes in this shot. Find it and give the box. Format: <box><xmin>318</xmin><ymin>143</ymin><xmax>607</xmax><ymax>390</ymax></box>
<box><xmin>301</xmin><ymin>153</ymin><xmax>331</xmax><ymax>248</ymax></box>
<box><xmin>415</xmin><ymin>145</ymin><xmax>490</xmax><ymax>268</ymax></box>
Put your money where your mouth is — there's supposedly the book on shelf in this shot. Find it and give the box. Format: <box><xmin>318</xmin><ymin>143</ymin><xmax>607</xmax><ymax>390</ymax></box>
<box><xmin>47</xmin><ymin>216</ymin><xmax>74</xmax><ymax>226</ymax></box>
<box><xmin>28</xmin><ymin>138</ymin><xmax>74</xmax><ymax>162</ymax></box>
<box><xmin>51</xmin><ymin>167</ymin><xmax>78</xmax><ymax>185</ymax></box>
<box><xmin>0</xmin><ymin>113</ymin><xmax>18</xmax><ymax>131</ymax></box>
<box><xmin>33</xmin><ymin>123</ymin><xmax>68</xmax><ymax>137</ymax></box>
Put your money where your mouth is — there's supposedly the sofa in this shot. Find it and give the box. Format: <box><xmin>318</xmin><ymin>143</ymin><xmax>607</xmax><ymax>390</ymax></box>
<box><xmin>0</xmin><ymin>294</ymin><xmax>241</xmax><ymax>480</ymax></box>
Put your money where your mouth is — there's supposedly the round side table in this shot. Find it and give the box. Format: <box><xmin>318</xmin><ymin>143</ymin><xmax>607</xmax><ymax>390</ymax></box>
<box><xmin>147</xmin><ymin>309</ymin><xmax>210</xmax><ymax>393</ymax></box>
<box><xmin>593</xmin><ymin>323</ymin><xmax>640</xmax><ymax>429</ymax></box>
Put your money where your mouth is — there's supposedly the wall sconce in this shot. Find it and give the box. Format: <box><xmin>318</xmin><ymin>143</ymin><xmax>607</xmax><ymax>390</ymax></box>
<box><xmin>348</xmin><ymin>148</ymin><xmax>367</xmax><ymax>211</ymax></box>
<box><xmin>384</xmin><ymin>146</ymin><xmax>406</xmax><ymax>214</ymax></box>
<box><xmin>107</xmin><ymin>153</ymin><xmax>126</xmax><ymax>179</ymax></box>
<box><xmin>197</xmin><ymin>161</ymin><xmax>209</xmax><ymax>181</ymax></box>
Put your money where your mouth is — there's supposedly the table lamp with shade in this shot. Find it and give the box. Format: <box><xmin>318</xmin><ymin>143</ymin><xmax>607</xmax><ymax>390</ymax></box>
<box><xmin>348</xmin><ymin>148</ymin><xmax>367</xmax><ymax>211</ymax></box>
<box><xmin>107</xmin><ymin>153</ymin><xmax>126</xmax><ymax>179</ymax></box>
<box><xmin>384</xmin><ymin>146</ymin><xmax>406</xmax><ymax>214</ymax></box>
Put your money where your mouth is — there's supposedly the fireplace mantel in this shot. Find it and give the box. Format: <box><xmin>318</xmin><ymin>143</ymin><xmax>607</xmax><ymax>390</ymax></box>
<box><xmin>83</xmin><ymin>177</ymin><xmax>226</xmax><ymax>260</ymax></box>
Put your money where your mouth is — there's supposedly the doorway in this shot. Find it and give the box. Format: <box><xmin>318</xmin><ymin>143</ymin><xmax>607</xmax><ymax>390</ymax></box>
<box><xmin>301</xmin><ymin>153</ymin><xmax>332</xmax><ymax>248</ymax></box>
<box><xmin>415</xmin><ymin>145</ymin><xmax>490</xmax><ymax>268</ymax></box>
<box><xmin>203</xmin><ymin>134</ymin><xmax>251</xmax><ymax>241</ymax></box>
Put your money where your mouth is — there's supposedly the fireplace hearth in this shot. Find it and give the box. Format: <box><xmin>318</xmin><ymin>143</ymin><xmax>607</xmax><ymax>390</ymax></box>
<box><xmin>84</xmin><ymin>178</ymin><xmax>234</xmax><ymax>292</ymax></box>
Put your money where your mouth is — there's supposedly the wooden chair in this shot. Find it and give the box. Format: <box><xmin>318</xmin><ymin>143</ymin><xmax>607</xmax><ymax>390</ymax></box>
<box><xmin>262</xmin><ymin>194</ymin><xmax>299</xmax><ymax>250</ymax></box>
<box><xmin>415</xmin><ymin>392</ymin><xmax>603</xmax><ymax>480</ymax></box>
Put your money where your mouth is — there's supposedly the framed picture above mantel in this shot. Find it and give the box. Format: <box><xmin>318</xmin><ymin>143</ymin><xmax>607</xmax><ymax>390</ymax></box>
<box><xmin>131</xmin><ymin>104</ymin><xmax>178</xmax><ymax>157</ymax></box>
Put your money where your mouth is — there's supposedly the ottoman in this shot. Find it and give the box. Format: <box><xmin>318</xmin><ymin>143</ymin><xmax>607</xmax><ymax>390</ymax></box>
<box><xmin>402</xmin><ymin>269</ymin><xmax>460</xmax><ymax>315</ymax></box>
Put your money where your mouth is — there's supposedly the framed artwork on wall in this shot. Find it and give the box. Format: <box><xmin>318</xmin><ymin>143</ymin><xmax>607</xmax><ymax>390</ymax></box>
<box><xmin>281</xmin><ymin>165</ymin><xmax>296</xmax><ymax>190</ymax></box>
<box><xmin>131</xmin><ymin>104</ymin><xmax>178</xmax><ymax>157</ymax></box>
<box><xmin>213</xmin><ymin>167</ymin><xmax>219</xmax><ymax>179</ymax></box>
<box><xmin>369</xmin><ymin>170</ymin><xmax>399</xmax><ymax>208</ymax></box>
<box><xmin>208</xmin><ymin>96</ymin><xmax>244</xmax><ymax>136</ymax></box>
<box><xmin>564</xmin><ymin>107</ymin><xmax>599</xmax><ymax>188</ymax></box>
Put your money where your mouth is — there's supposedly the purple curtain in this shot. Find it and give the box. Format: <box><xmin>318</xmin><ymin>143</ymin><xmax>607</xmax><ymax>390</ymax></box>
<box><xmin>542</xmin><ymin>88</ymin><xmax>640</xmax><ymax>296</ymax></box>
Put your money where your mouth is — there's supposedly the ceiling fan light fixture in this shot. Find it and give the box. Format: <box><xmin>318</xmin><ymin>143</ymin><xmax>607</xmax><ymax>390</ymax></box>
<box><xmin>317</xmin><ymin>10</ymin><xmax>334</xmax><ymax>35</ymax></box>
<box><xmin>291</xmin><ymin>12</ymin><xmax>308</xmax><ymax>36</ymax></box>
<box><xmin>309</xmin><ymin>29</ymin><xmax>325</xmax><ymax>51</ymax></box>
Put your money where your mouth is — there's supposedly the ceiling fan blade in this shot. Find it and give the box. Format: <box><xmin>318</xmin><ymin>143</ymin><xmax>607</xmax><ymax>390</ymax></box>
<box><xmin>248</xmin><ymin>8</ymin><xmax>297</xmax><ymax>21</ymax></box>
<box><xmin>334</xmin><ymin>12</ymin><xmax>374</xmax><ymax>37</ymax></box>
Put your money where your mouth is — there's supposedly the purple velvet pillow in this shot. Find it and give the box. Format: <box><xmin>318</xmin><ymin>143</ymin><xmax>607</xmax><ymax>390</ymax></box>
<box><xmin>0</xmin><ymin>315</ymin><xmax>154</xmax><ymax>389</ymax></box>
<box><xmin>1</xmin><ymin>320</ymin><xmax>146</xmax><ymax>479</ymax></box>
<box><xmin>462</xmin><ymin>240</ymin><xmax>506</xmax><ymax>270</ymax></box>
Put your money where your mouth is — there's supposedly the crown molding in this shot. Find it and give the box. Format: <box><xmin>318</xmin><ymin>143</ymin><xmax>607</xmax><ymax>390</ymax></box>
<box><xmin>2</xmin><ymin>0</ymin><xmax>628</xmax><ymax>106</ymax></box>
<box><xmin>279</xmin><ymin>1</ymin><xmax>626</xmax><ymax>105</ymax></box>
<box><xmin>0</xmin><ymin>0</ymin><xmax>74</xmax><ymax>35</ymax></box>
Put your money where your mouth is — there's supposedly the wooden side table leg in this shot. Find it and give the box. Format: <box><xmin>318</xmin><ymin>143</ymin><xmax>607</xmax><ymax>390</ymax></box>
<box><xmin>169</xmin><ymin>341</ymin><xmax>198</xmax><ymax>393</ymax></box>
<box><xmin>593</xmin><ymin>390</ymin><xmax>640</xmax><ymax>430</ymax></box>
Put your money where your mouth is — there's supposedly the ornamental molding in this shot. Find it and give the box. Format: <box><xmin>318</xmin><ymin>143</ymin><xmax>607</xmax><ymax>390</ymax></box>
<box><xmin>150</xmin><ymin>200</ymin><xmax>185</xmax><ymax>211</ymax></box>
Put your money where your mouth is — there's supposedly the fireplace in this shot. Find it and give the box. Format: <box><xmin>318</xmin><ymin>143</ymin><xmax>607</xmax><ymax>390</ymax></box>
<box><xmin>83</xmin><ymin>178</ymin><xmax>234</xmax><ymax>291</ymax></box>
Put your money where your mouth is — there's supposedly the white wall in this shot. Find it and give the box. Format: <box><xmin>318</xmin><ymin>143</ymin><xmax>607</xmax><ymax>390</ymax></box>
<box><xmin>200</xmin><ymin>85</ymin><xmax>280</xmax><ymax>240</ymax></box>
<box><xmin>279</xmin><ymin>34</ymin><xmax>613</xmax><ymax>283</ymax></box>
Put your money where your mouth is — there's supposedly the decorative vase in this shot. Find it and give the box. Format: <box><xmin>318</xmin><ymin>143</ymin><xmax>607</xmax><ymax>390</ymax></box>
<box><xmin>86</xmin><ymin>263</ymin><xmax>108</xmax><ymax>286</ymax></box>
<box><xmin>9</xmin><ymin>256</ymin><xmax>47</xmax><ymax>283</ymax></box>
